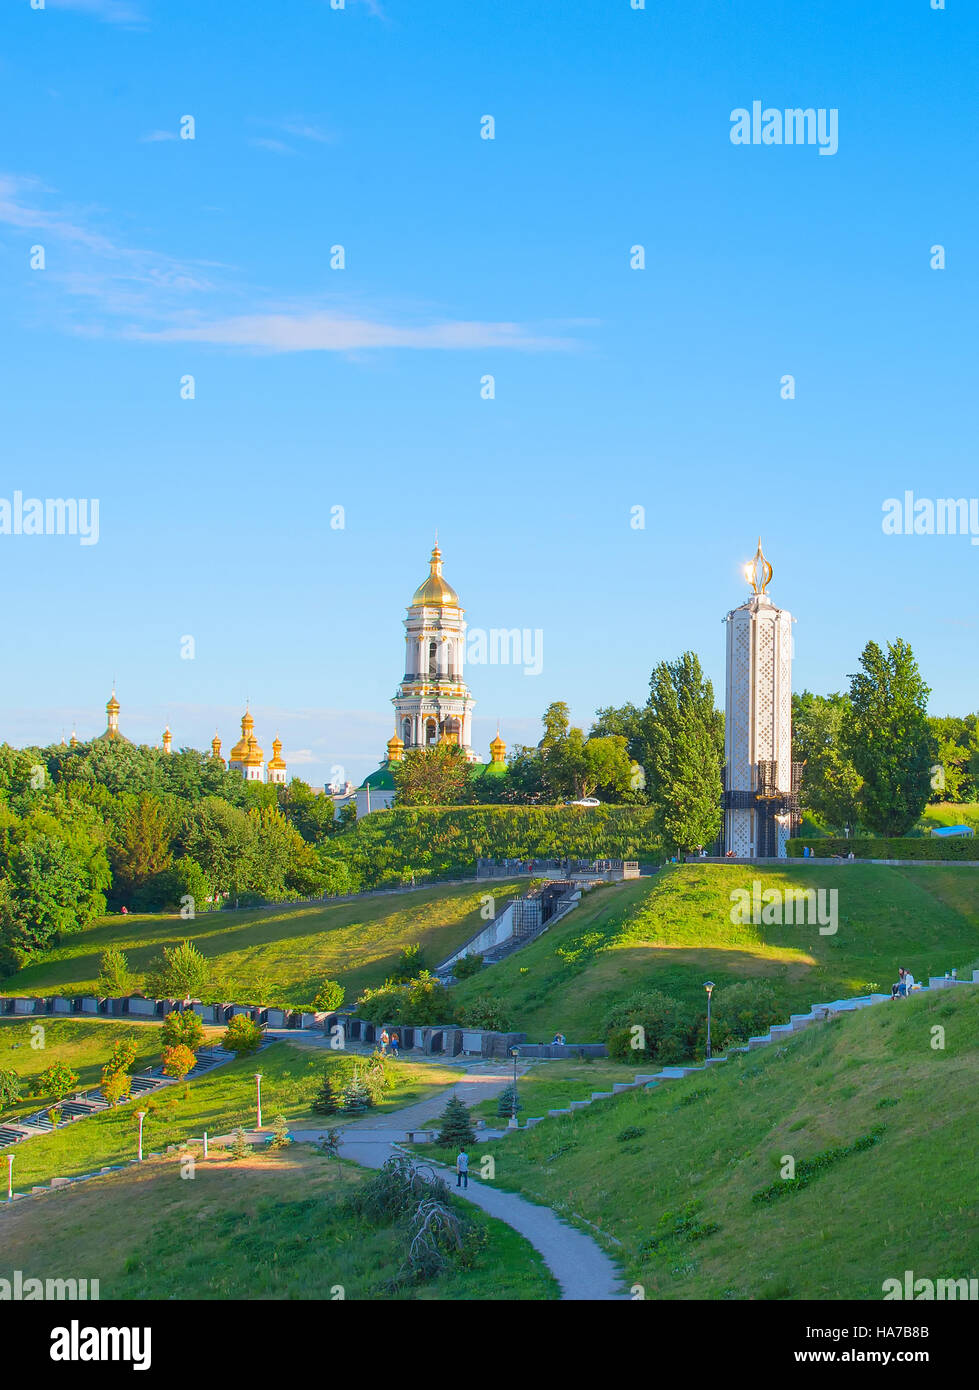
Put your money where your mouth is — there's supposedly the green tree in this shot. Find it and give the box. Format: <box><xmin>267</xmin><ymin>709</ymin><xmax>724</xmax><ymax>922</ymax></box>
<box><xmin>312</xmin><ymin>1068</ymin><xmax>344</xmax><ymax>1115</ymax></box>
<box><xmin>436</xmin><ymin>1095</ymin><xmax>475</xmax><ymax>1148</ymax></box>
<box><xmin>96</xmin><ymin>946</ymin><xmax>134</xmax><ymax>997</ymax></box>
<box><xmin>392</xmin><ymin>742</ymin><xmax>472</xmax><ymax>807</ymax></box>
<box><xmin>313</xmin><ymin>980</ymin><xmax>345</xmax><ymax>1011</ymax></box>
<box><xmin>646</xmin><ymin>652</ymin><xmax>724</xmax><ymax>853</ymax></box>
<box><xmin>841</xmin><ymin>640</ymin><xmax>935</xmax><ymax>835</ymax></box>
<box><xmin>340</xmin><ymin>1073</ymin><xmax>372</xmax><ymax>1114</ymax></box>
<box><xmin>269</xmin><ymin>1114</ymin><xmax>291</xmax><ymax>1149</ymax></box>
<box><xmin>229</xmin><ymin>1126</ymin><xmax>251</xmax><ymax>1161</ymax></box>
<box><xmin>497</xmin><ymin>1082</ymin><xmax>521</xmax><ymax>1118</ymax></box>
<box><xmin>145</xmin><ymin>940</ymin><xmax>209</xmax><ymax>1000</ymax></box>
<box><xmin>792</xmin><ymin>691</ymin><xmax>863</xmax><ymax>831</ymax></box>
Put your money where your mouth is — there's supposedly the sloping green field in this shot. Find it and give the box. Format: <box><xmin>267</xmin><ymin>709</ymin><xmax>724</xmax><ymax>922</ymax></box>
<box><xmin>1</xmin><ymin>880</ymin><xmax>525</xmax><ymax>1007</ymax></box>
<box><xmin>427</xmin><ymin>985</ymin><xmax>979</xmax><ymax>1299</ymax></box>
<box><xmin>0</xmin><ymin>1147</ymin><xmax>557</xmax><ymax>1301</ymax></box>
<box><xmin>451</xmin><ymin>865</ymin><xmax>979</xmax><ymax>1040</ymax></box>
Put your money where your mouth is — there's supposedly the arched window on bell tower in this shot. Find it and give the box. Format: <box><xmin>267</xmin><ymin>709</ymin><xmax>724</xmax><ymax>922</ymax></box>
<box><xmin>402</xmin><ymin>717</ymin><xmax>412</xmax><ymax>747</ymax></box>
<box><xmin>428</xmin><ymin>640</ymin><xmax>437</xmax><ymax>679</ymax></box>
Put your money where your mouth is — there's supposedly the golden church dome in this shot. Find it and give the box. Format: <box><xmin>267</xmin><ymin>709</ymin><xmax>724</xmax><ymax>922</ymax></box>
<box><xmin>411</xmin><ymin>544</ymin><xmax>460</xmax><ymax>608</ymax></box>
<box><xmin>268</xmin><ymin>736</ymin><xmax>286</xmax><ymax>771</ymax></box>
<box><xmin>230</xmin><ymin>709</ymin><xmax>257</xmax><ymax>763</ymax></box>
<box><xmin>243</xmin><ymin>734</ymin><xmax>265</xmax><ymax>766</ymax></box>
<box><xmin>386</xmin><ymin>732</ymin><xmax>405</xmax><ymax>763</ymax></box>
<box><xmin>490</xmin><ymin>729</ymin><xmax>507</xmax><ymax>762</ymax></box>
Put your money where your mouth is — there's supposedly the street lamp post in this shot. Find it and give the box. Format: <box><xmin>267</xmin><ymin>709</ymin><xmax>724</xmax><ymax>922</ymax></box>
<box><xmin>508</xmin><ymin>1047</ymin><xmax>520</xmax><ymax>1129</ymax></box>
<box><xmin>704</xmin><ymin>981</ymin><xmax>715</xmax><ymax>1061</ymax></box>
<box><xmin>6</xmin><ymin>1153</ymin><xmax>13</xmax><ymax>1202</ymax></box>
<box><xmin>254</xmin><ymin>1073</ymin><xmax>263</xmax><ymax>1129</ymax></box>
<box><xmin>136</xmin><ymin>1110</ymin><xmax>146</xmax><ymax>1162</ymax></box>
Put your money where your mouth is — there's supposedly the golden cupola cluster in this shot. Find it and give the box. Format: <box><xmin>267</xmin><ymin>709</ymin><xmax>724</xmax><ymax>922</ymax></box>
<box><xmin>225</xmin><ymin>709</ymin><xmax>286</xmax><ymax>784</ymax></box>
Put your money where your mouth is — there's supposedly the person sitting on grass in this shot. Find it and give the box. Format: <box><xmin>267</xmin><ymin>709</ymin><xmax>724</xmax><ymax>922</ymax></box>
<box><xmin>891</xmin><ymin>968</ymin><xmax>909</xmax><ymax>999</ymax></box>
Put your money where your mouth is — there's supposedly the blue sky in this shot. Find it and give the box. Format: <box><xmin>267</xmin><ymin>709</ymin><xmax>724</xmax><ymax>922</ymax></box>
<box><xmin>1</xmin><ymin>0</ymin><xmax>977</xmax><ymax>786</ymax></box>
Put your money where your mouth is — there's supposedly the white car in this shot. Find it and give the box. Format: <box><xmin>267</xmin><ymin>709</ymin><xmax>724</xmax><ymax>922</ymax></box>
<box><xmin>569</xmin><ymin>797</ymin><xmax>600</xmax><ymax>808</ymax></box>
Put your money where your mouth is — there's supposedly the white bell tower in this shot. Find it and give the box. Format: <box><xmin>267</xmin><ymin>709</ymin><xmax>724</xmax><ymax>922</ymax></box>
<box><xmin>393</xmin><ymin>542</ymin><xmax>476</xmax><ymax>759</ymax></box>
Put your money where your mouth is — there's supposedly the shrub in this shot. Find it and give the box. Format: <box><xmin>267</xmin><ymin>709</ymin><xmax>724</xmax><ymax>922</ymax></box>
<box><xmin>161</xmin><ymin>1009</ymin><xmax>205</xmax><ymax>1051</ymax></box>
<box><xmin>616</xmin><ymin>1125</ymin><xmax>646</xmax><ymax>1142</ymax></box>
<box><xmin>0</xmin><ymin>1067</ymin><xmax>21</xmax><ymax>1111</ymax></box>
<box><xmin>221</xmin><ymin>1015</ymin><xmax>263</xmax><ymax>1056</ymax></box>
<box><xmin>0</xmin><ymin>944</ymin><xmax>26</xmax><ymax>980</ymax></box>
<box><xmin>33</xmin><ymin>1060</ymin><xmax>79</xmax><ymax>1102</ymax></box>
<box><xmin>313</xmin><ymin>980</ymin><xmax>345</xmax><ymax>1012</ymax></box>
<box><xmin>701</xmin><ymin>980</ymin><xmax>781</xmax><ymax>1050</ymax></box>
<box><xmin>357</xmin><ymin>971</ymin><xmax>454</xmax><ymax>1026</ymax></box>
<box><xmin>393</xmin><ymin>944</ymin><xmax>427</xmax><ymax>983</ymax></box>
<box><xmin>459</xmin><ymin>995</ymin><xmax>511</xmax><ymax>1032</ymax></box>
<box><xmin>603</xmin><ymin>989</ymin><xmax>691</xmax><ymax>1062</ymax></box>
<box><xmin>452</xmin><ymin>953</ymin><xmax>484</xmax><ymax>980</ymax></box>
<box><xmin>162</xmin><ymin>1043</ymin><xmax>197</xmax><ymax>1080</ymax></box>
<box><xmin>436</xmin><ymin>1095</ymin><xmax>475</xmax><ymax>1148</ymax></box>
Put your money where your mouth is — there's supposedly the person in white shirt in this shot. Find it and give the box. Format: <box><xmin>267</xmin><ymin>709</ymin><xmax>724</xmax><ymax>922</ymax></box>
<box><xmin>903</xmin><ymin>971</ymin><xmax>915</xmax><ymax>994</ymax></box>
<box><xmin>456</xmin><ymin>1149</ymin><xmax>469</xmax><ymax>1189</ymax></box>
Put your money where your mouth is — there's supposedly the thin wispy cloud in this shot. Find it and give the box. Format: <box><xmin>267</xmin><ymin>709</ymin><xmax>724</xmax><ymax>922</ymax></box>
<box><xmin>249</xmin><ymin>137</ymin><xmax>295</xmax><ymax>156</ymax></box>
<box><xmin>47</xmin><ymin>0</ymin><xmax>148</xmax><ymax>24</ymax></box>
<box><xmin>140</xmin><ymin>130</ymin><xmax>178</xmax><ymax>143</ymax></box>
<box><xmin>0</xmin><ymin>171</ymin><xmax>577</xmax><ymax>354</ymax></box>
<box><xmin>133</xmin><ymin>311</ymin><xmax>572</xmax><ymax>353</ymax></box>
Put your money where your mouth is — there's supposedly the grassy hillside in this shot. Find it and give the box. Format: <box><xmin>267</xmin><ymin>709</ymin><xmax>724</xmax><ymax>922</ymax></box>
<box><xmin>421</xmin><ymin>985</ymin><xmax>979</xmax><ymax>1299</ymax></box>
<box><xmin>451</xmin><ymin>864</ymin><xmax>979</xmax><ymax>1040</ymax></box>
<box><xmin>0</xmin><ymin>1147</ymin><xmax>557</xmax><ymax>1300</ymax></box>
<box><xmin>920</xmin><ymin>801</ymin><xmax>979</xmax><ymax>832</ymax></box>
<box><xmin>3</xmin><ymin>1035</ymin><xmax>464</xmax><ymax>1193</ymax></box>
<box><xmin>1</xmin><ymin>880</ymin><xmax>525</xmax><ymax>1006</ymax></box>
<box><xmin>0</xmin><ymin>1018</ymin><xmax>185</xmax><ymax>1122</ymax></box>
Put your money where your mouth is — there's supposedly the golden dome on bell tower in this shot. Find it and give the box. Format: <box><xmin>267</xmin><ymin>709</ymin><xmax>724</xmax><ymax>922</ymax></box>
<box><xmin>411</xmin><ymin>542</ymin><xmax>460</xmax><ymax>609</ymax></box>
<box><xmin>489</xmin><ymin>729</ymin><xmax>507</xmax><ymax>763</ymax></box>
<box><xmin>268</xmin><ymin>736</ymin><xmax>286</xmax><ymax>772</ymax></box>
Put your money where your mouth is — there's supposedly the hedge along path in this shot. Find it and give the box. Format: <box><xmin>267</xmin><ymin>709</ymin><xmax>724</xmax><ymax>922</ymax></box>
<box><xmin>288</xmin><ymin>1063</ymin><xmax>625</xmax><ymax>1302</ymax></box>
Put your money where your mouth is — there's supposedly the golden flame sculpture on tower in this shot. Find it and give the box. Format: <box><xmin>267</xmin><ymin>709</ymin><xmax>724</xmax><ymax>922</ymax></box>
<box><xmin>743</xmin><ymin>538</ymin><xmax>773</xmax><ymax>595</ymax></box>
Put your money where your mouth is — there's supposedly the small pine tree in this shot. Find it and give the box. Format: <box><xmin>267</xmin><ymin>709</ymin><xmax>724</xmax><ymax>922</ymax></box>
<box><xmin>436</xmin><ymin>1095</ymin><xmax>476</xmax><ymax>1148</ymax></box>
<box><xmin>497</xmin><ymin>1083</ymin><xmax>521</xmax><ymax>1118</ymax></box>
<box><xmin>340</xmin><ymin>1073</ymin><xmax>371</xmax><ymax>1115</ymax></box>
<box><xmin>269</xmin><ymin>1114</ymin><xmax>291</xmax><ymax>1150</ymax></box>
<box><xmin>312</xmin><ymin>1068</ymin><xmax>343</xmax><ymax>1116</ymax></box>
<box><xmin>229</xmin><ymin>1126</ymin><xmax>251</xmax><ymax>1161</ymax></box>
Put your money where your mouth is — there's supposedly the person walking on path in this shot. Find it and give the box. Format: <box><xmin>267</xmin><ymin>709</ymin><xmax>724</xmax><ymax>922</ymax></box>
<box><xmin>379</xmin><ymin>1028</ymin><xmax>390</xmax><ymax>1055</ymax></box>
<box><xmin>456</xmin><ymin>1148</ymin><xmax>469</xmax><ymax>1189</ymax></box>
<box><xmin>390</xmin><ymin>1030</ymin><xmax>400</xmax><ymax>1058</ymax></box>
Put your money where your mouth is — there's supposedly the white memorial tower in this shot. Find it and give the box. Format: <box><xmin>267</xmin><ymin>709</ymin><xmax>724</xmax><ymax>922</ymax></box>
<box><xmin>722</xmin><ymin>540</ymin><xmax>799</xmax><ymax>858</ymax></box>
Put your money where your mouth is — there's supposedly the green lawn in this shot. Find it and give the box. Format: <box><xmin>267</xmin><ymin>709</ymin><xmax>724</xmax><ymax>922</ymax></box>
<box><xmin>469</xmin><ymin>1059</ymin><xmax>650</xmax><ymax>1124</ymax></box>
<box><xmin>451</xmin><ymin>864</ymin><xmax>979</xmax><ymax>1040</ymax></box>
<box><xmin>419</xmin><ymin>985</ymin><xmax>979</xmax><ymax>1299</ymax></box>
<box><xmin>1</xmin><ymin>880</ymin><xmax>526</xmax><ymax>1007</ymax></box>
<box><xmin>920</xmin><ymin>801</ymin><xmax>979</xmax><ymax>832</ymax></box>
<box><xmin>0</xmin><ymin>1146</ymin><xmax>558</xmax><ymax>1301</ymax></box>
<box><xmin>4</xmin><ymin>1036</ymin><xmax>465</xmax><ymax>1193</ymax></box>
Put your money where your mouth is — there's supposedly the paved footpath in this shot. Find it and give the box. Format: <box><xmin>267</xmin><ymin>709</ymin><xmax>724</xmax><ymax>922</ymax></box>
<box><xmin>289</xmin><ymin>1062</ymin><xmax>625</xmax><ymax>1301</ymax></box>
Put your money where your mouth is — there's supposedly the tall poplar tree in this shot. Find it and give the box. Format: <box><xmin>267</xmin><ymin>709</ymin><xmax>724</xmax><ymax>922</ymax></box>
<box><xmin>646</xmin><ymin>652</ymin><xmax>724</xmax><ymax>853</ymax></box>
<box><xmin>840</xmin><ymin>639</ymin><xmax>934</xmax><ymax>836</ymax></box>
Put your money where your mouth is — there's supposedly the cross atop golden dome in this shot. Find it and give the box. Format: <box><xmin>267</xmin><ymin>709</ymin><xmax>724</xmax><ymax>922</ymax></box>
<box><xmin>411</xmin><ymin>541</ymin><xmax>460</xmax><ymax>609</ymax></box>
<box><xmin>743</xmin><ymin>538</ymin><xmax>773</xmax><ymax>595</ymax></box>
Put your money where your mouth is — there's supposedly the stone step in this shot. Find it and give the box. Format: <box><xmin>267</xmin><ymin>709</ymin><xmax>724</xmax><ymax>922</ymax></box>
<box><xmin>547</xmin><ymin>1108</ymin><xmax>572</xmax><ymax>1117</ymax></box>
<box><xmin>569</xmin><ymin>1100</ymin><xmax>591</xmax><ymax>1110</ymax></box>
<box><xmin>590</xmin><ymin>1091</ymin><xmax>614</xmax><ymax>1100</ymax></box>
